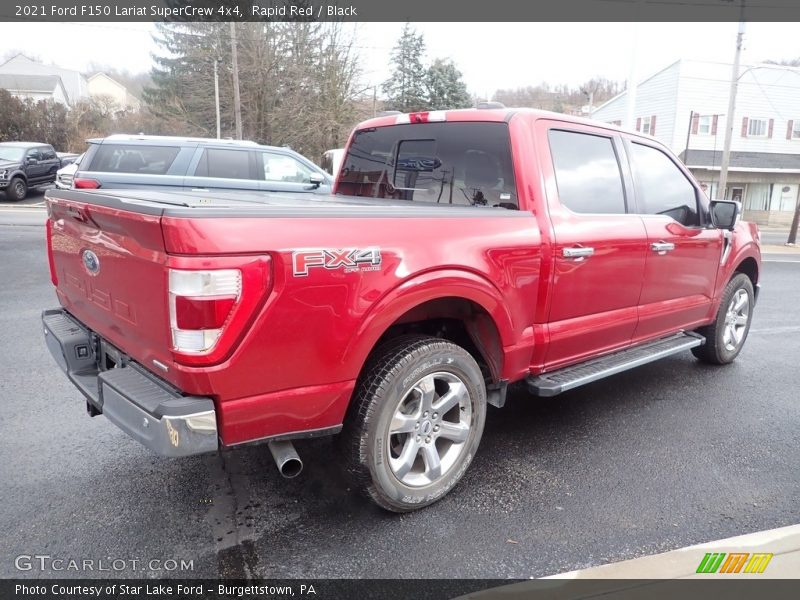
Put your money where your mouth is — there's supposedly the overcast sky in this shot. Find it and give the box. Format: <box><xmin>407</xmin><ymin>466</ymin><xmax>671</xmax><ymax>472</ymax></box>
<box><xmin>1</xmin><ymin>22</ymin><xmax>798</xmax><ymax>95</ymax></box>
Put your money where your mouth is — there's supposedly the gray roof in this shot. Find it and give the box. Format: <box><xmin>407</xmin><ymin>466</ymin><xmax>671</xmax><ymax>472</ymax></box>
<box><xmin>0</xmin><ymin>55</ymin><xmax>87</xmax><ymax>104</ymax></box>
<box><xmin>680</xmin><ymin>149</ymin><xmax>800</xmax><ymax>170</ymax></box>
<box><xmin>0</xmin><ymin>74</ymin><xmax>62</xmax><ymax>93</ymax></box>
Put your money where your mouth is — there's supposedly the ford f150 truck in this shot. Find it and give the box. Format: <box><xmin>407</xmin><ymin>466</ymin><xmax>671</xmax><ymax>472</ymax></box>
<box><xmin>42</xmin><ymin>108</ymin><xmax>761</xmax><ymax>512</ymax></box>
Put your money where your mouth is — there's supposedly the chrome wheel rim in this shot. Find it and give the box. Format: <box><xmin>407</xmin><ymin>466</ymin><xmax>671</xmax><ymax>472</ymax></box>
<box><xmin>387</xmin><ymin>371</ymin><xmax>472</xmax><ymax>487</ymax></box>
<box><xmin>722</xmin><ymin>288</ymin><xmax>750</xmax><ymax>352</ymax></box>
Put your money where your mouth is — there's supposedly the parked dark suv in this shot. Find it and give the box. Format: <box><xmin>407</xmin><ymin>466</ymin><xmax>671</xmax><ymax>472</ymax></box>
<box><xmin>73</xmin><ymin>135</ymin><xmax>332</xmax><ymax>194</ymax></box>
<box><xmin>0</xmin><ymin>142</ymin><xmax>63</xmax><ymax>200</ymax></box>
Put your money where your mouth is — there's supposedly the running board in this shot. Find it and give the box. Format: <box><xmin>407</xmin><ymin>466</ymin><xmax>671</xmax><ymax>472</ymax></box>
<box><xmin>527</xmin><ymin>332</ymin><xmax>704</xmax><ymax>397</ymax></box>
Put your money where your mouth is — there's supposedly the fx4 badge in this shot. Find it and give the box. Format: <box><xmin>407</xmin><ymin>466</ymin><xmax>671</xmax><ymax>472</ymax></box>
<box><xmin>292</xmin><ymin>248</ymin><xmax>382</xmax><ymax>277</ymax></box>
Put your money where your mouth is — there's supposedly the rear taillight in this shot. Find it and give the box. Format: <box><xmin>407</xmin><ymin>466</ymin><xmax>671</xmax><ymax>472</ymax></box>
<box><xmin>166</xmin><ymin>256</ymin><xmax>272</xmax><ymax>366</ymax></box>
<box><xmin>169</xmin><ymin>269</ymin><xmax>241</xmax><ymax>354</ymax></box>
<box><xmin>73</xmin><ymin>178</ymin><xmax>100</xmax><ymax>189</ymax></box>
<box><xmin>45</xmin><ymin>216</ymin><xmax>58</xmax><ymax>286</ymax></box>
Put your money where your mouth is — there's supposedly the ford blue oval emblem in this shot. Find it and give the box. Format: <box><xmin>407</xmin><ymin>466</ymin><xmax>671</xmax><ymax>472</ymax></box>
<box><xmin>82</xmin><ymin>249</ymin><xmax>100</xmax><ymax>275</ymax></box>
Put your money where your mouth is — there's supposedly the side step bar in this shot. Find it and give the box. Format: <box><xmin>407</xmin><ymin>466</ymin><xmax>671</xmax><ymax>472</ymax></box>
<box><xmin>527</xmin><ymin>332</ymin><xmax>704</xmax><ymax>397</ymax></box>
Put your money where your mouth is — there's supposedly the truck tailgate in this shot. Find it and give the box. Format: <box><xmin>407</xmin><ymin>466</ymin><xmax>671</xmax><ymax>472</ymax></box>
<box><xmin>48</xmin><ymin>196</ymin><xmax>173</xmax><ymax>373</ymax></box>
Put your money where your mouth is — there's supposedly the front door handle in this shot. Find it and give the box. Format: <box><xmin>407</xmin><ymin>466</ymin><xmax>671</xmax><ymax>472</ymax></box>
<box><xmin>562</xmin><ymin>246</ymin><xmax>595</xmax><ymax>259</ymax></box>
<box><xmin>651</xmin><ymin>241</ymin><xmax>676</xmax><ymax>254</ymax></box>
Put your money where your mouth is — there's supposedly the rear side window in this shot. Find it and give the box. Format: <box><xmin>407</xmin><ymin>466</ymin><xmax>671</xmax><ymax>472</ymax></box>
<box><xmin>194</xmin><ymin>148</ymin><xmax>253</xmax><ymax>179</ymax></box>
<box><xmin>337</xmin><ymin>122</ymin><xmax>518</xmax><ymax>208</ymax></box>
<box><xmin>629</xmin><ymin>143</ymin><xmax>699</xmax><ymax>226</ymax></box>
<box><xmin>548</xmin><ymin>129</ymin><xmax>626</xmax><ymax>214</ymax></box>
<box><xmin>89</xmin><ymin>144</ymin><xmax>180</xmax><ymax>175</ymax></box>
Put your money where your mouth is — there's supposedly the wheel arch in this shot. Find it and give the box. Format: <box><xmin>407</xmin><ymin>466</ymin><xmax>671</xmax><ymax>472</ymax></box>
<box><xmin>734</xmin><ymin>255</ymin><xmax>759</xmax><ymax>286</ymax></box>
<box><xmin>344</xmin><ymin>270</ymin><xmax>517</xmax><ymax>386</ymax></box>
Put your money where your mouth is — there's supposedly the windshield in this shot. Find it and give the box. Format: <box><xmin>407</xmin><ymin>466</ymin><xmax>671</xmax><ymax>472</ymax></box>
<box><xmin>0</xmin><ymin>147</ymin><xmax>25</xmax><ymax>162</ymax></box>
<box><xmin>337</xmin><ymin>122</ymin><xmax>518</xmax><ymax>208</ymax></box>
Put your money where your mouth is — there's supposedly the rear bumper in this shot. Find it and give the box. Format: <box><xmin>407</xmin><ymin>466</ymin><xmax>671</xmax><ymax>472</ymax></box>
<box><xmin>42</xmin><ymin>308</ymin><xmax>218</xmax><ymax>457</ymax></box>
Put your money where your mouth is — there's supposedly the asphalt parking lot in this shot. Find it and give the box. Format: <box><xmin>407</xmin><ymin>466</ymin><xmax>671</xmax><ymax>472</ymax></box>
<box><xmin>1</xmin><ymin>209</ymin><xmax>799</xmax><ymax>579</ymax></box>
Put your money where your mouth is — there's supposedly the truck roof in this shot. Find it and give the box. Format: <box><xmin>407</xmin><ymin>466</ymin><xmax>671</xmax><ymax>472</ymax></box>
<box><xmin>352</xmin><ymin>107</ymin><xmax>651</xmax><ymax>141</ymax></box>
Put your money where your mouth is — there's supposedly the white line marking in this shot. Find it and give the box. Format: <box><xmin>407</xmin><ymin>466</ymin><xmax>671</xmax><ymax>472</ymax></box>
<box><xmin>763</xmin><ymin>259</ymin><xmax>800</xmax><ymax>263</ymax></box>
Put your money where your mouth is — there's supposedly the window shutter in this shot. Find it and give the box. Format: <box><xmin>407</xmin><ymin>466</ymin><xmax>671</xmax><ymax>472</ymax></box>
<box><xmin>711</xmin><ymin>115</ymin><xmax>718</xmax><ymax>135</ymax></box>
<box><xmin>768</xmin><ymin>118</ymin><xmax>774</xmax><ymax>138</ymax></box>
<box><xmin>741</xmin><ymin>117</ymin><xmax>748</xmax><ymax>137</ymax></box>
<box><xmin>635</xmin><ymin>117</ymin><xmax>641</xmax><ymax>131</ymax></box>
<box><xmin>691</xmin><ymin>113</ymin><xmax>699</xmax><ymax>134</ymax></box>
<box><xmin>650</xmin><ymin>115</ymin><xmax>657</xmax><ymax>135</ymax></box>
<box><xmin>787</xmin><ymin>120</ymin><xmax>794</xmax><ymax>140</ymax></box>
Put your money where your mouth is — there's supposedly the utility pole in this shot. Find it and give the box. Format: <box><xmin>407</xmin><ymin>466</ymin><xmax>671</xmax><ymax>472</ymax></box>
<box><xmin>372</xmin><ymin>86</ymin><xmax>377</xmax><ymax>117</ymax></box>
<box><xmin>229</xmin><ymin>22</ymin><xmax>243</xmax><ymax>141</ymax></box>
<box><xmin>719</xmin><ymin>19</ymin><xmax>746</xmax><ymax>198</ymax></box>
<box><xmin>213</xmin><ymin>58</ymin><xmax>221</xmax><ymax>139</ymax></box>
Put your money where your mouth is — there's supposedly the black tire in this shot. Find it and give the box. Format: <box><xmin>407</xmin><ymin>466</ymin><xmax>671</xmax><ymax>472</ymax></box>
<box><xmin>6</xmin><ymin>177</ymin><xmax>27</xmax><ymax>201</ymax></box>
<box><xmin>692</xmin><ymin>273</ymin><xmax>754</xmax><ymax>365</ymax></box>
<box><xmin>340</xmin><ymin>335</ymin><xmax>487</xmax><ymax>512</ymax></box>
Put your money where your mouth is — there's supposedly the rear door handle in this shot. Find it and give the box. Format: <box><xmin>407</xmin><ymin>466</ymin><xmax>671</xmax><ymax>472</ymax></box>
<box><xmin>562</xmin><ymin>246</ymin><xmax>595</xmax><ymax>259</ymax></box>
<box><xmin>651</xmin><ymin>241</ymin><xmax>676</xmax><ymax>254</ymax></box>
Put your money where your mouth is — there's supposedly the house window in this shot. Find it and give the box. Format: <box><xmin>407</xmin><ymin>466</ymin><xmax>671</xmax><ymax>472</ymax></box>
<box><xmin>640</xmin><ymin>116</ymin><xmax>652</xmax><ymax>135</ymax></box>
<box><xmin>747</xmin><ymin>118</ymin><xmax>769</xmax><ymax>137</ymax></box>
<box><xmin>698</xmin><ymin>116</ymin><xmax>712</xmax><ymax>135</ymax></box>
<box><xmin>792</xmin><ymin>121</ymin><xmax>800</xmax><ymax>139</ymax></box>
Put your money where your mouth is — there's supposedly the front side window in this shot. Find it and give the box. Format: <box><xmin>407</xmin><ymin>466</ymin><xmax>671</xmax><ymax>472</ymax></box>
<box><xmin>41</xmin><ymin>147</ymin><xmax>57</xmax><ymax>160</ymax></box>
<box><xmin>548</xmin><ymin>129</ymin><xmax>626</xmax><ymax>214</ymax></box>
<box><xmin>90</xmin><ymin>144</ymin><xmax>180</xmax><ymax>175</ymax></box>
<box><xmin>630</xmin><ymin>142</ymin><xmax>699</xmax><ymax>226</ymax></box>
<box><xmin>747</xmin><ymin>118</ymin><xmax>768</xmax><ymax>137</ymax></box>
<box><xmin>26</xmin><ymin>148</ymin><xmax>42</xmax><ymax>161</ymax></box>
<box><xmin>195</xmin><ymin>148</ymin><xmax>252</xmax><ymax>179</ymax></box>
<box><xmin>262</xmin><ymin>152</ymin><xmax>314</xmax><ymax>183</ymax></box>
<box><xmin>337</xmin><ymin>122</ymin><xmax>518</xmax><ymax>208</ymax></box>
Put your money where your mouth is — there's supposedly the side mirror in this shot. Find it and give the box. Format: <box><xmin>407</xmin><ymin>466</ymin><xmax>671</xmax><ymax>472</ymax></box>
<box><xmin>26</xmin><ymin>157</ymin><xmax>38</xmax><ymax>164</ymax></box>
<box><xmin>710</xmin><ymin>200</ymin><xmax>740</xmax><ymax>230</ymax></box>
<box><xmin>308</xmin><ymin>173</ymin><xmax>325</xmax><ymax>188</ymax></box>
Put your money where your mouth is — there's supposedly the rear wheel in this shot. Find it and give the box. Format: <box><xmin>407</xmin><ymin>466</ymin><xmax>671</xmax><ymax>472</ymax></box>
<box><xmin>340</xmin><ymin>335</ymin><xmax>486</xmax><ymax>512</ymax></box>
<box><xmin>6</xmin><ymin>177</ymin><xmax>27</xmax><ymax>201</ymax></box>
<box><xmin>692</xmin><ymin>273</ymin><xmax>754</xmax><ymax>364</ymax></box>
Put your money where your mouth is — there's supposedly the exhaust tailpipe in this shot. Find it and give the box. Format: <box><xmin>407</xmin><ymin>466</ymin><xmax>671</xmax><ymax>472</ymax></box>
<box><xmin>268</xmin><ymin>440</ymin><xmax>303</xmax><ymax>478</ymax></box>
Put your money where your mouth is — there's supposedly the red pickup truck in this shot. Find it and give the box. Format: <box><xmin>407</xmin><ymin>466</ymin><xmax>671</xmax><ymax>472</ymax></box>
<box><xmin>43</xmin><ymin>109</ymin><xmax>761</xmax><ymax>512</ymax></box>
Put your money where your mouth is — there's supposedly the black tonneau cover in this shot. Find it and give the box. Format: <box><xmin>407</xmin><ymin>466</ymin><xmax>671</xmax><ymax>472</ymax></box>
<box><xmin>45</xmin><ymin>189</ymin><xmax>526</xmax><ymax>219</ymax></box>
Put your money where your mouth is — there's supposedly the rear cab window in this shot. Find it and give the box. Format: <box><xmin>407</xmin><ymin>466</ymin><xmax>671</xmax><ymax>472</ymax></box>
<box><xmin>548</xmin><ymin>129</ymin><xmax>627</xmax><ymax>214</ymax></box>
<box><xmin>87</xmin><ymin>144</ymin><xmax>181</xmax><ymax>175</ymax></box>
<box><xmin>337</xmin><ymin>122</ymin><xmax>518</xmax><ymax>208</ymax></box>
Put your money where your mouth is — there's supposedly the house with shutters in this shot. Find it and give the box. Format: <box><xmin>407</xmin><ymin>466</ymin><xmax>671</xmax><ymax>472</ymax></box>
<box><xmin>592</xmin><ymin>58</ymin><xmax>800</xmax><ymax>226</ymax></box>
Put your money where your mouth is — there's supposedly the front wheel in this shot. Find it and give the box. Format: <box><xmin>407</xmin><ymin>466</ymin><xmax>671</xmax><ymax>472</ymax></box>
<box><xmin>6</xmin><ymin>177</ymin><xmax>27</xmax><ymax>201</ymax></box>
<box><xmin>692</xmin><ymin>273</ymin><xmax>754</xmax><ymax>364</ymax></box>
<box><xmin>340</xmin><ymin>335</ymin><xmax>487</xmax><ymax>512</ymax></box>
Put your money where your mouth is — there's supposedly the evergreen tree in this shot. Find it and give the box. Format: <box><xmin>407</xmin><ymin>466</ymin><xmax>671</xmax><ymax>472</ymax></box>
<box><xmin>425</xmin><ymin>59</ymin><xmax>472</xmax><ymax>110</ymax></box>
<box><xmin>382</xmin><ymin>23</ymin><xmax>427</xmax><ymax>112</ymax></box>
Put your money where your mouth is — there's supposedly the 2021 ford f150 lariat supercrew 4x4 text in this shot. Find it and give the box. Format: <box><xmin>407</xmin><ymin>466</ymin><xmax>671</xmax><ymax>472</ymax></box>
<box><xmin>42</xmin><ymin>109</ymin><xmax>761</xmax><ymax>512</ymax></box>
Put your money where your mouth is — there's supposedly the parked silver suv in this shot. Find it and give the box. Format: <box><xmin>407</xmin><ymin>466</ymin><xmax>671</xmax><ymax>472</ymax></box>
<box><xmin>73</xmin><ymin>135</ymin><xmax>332</xmax><ymax>194</ymax></box>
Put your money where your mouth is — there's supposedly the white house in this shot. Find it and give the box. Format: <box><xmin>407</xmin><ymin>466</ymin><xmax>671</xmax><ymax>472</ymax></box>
<box><xmin>592</xmin><ymin>59</ymin><xmax>800</xmax><ymax>226</ymax></box>
<box><xmin>0</xmin><ymin>74</ymin><xmax>70</xmax><ymax>107</ymax></box>
<box><xmin>87</xmin><ymin>72</ymin><xmax>141</xmax><ymax>112</ymax></box>
<box><xmin>0</xmin><ymin>54</ymin><xmax>88</xmax><ymax>106</ymax></box>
